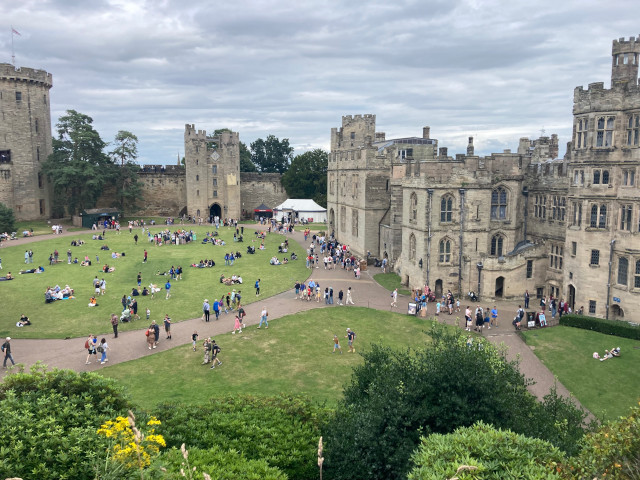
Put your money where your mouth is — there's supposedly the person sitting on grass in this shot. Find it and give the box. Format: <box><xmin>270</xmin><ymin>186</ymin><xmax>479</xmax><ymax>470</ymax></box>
<box><xmin>269</xmin><ymin>256</ymin><xmax>281</xmax><ymax>265</ymax></box>
<box><xmin>132</xmin><ymin>287</ymin><xmax>140</xmax><ymax>296</ymax></box>
<box><xmin>100</xmin><ymin>244</ymin><xmax>110</xmax><ymax>250</ymax></box>
<box><xmin>142</xmin><ymin>286</ymin><xmax>149</xmax><ymax>296</ymax></box>
<box><xmin>0</xmin><ymin>272</ymin><xmax>13</xmax><ymax>281</ymax></box>
<box><xmin>88</xmin><ymin>296</ymin><xmax>98</xmax><ymax>307</ymax></box>
<box><xmin>16</xmin><ymin>314</ymin><xmax>31</xmax><ymax>327</ymax></box>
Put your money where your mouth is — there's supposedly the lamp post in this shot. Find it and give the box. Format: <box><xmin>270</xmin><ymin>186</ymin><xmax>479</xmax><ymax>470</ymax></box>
<box><xmin>476</xmin><ymin>262</ymin><xmax>483</xmax><ymax>300</ymax></box>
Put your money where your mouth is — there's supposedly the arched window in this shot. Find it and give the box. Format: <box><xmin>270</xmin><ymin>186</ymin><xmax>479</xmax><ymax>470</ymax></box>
<box><xmin>196</xmin><ymin>209</ymin><xmax>200</xmax><ymax>217</ymax></box>
<box><xmin>618</xmin><ymin>257</ymin><xmax>629</xmax><ymax>286</ymax></box>
<box><xmin>409</xmin><ymin>234</ymin><xmax>416</xmax><ymax>260</ymax></box>
<box><xmin>410</xmin><ymin>193</ymin><xmax>418</xmax><ymax>223</ymax></box>
<box><xmin>440</xmin><ymin>195</ymin><xmax>453</xmax><ymax>222</ymax></box>
<box><xmin>490</xmin><ymin>234</ymin><xmax>504</xmax><ymax>257</ymax></box>
<box><xmin>491</xmin><ymin>187</ymin><xmax>507</xmax><ymax>219</ymax></box>
<box><xmin>599</xmin><ymin>204</ymin><xmax>607</xmax><ymax>228</ymax></box>
<box><xmin>196</xmin><ymin>174</ymin><xmax>199</xmax><ymax>181</ymax></box>
<box><xmin>602</xmin><ymin>170</ymin><xmax>610</xmax><ymax>184</ymax></box>
<box><xmin>439</xmin><ymin>238</ymin><xmax>451</xmax><ymax>263</ymax></box>
<box><xmin>635</xmin><ymin>260</ymin><xmax>640</xmax><ymax>288</ymax></box>
<box><xmin>590</xmin><ymin>204</ymin><xmax>598</xmax><ymax>227</ymax></box>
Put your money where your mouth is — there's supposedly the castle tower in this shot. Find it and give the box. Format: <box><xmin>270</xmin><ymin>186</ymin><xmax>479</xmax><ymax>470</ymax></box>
<box><xmin>611</xmin><ymin>36</ymin><xmax>640</xmax><ymax>86</ymax></box>
<box><xmin>0</xmin><ymin>63</ymin><xmax>53</xmax><ymax>219</ymax></box>
<box><xmin>184</xmin><ymin>124</ymin><xmax>241</xmax><ymax>220</ymax></box>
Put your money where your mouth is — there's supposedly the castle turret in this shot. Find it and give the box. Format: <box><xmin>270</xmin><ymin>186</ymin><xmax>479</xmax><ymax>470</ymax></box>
<box><xmin>611</xmin><ymin>36</ymin><xmax>640</xmax><ymax>87</ymax></box>
<box><xmin>0</xmin><ymin>64</ymin><xmax>53</xmax><ymax>219</ymax></box>
<box><xmin>467</xmin><ymin>136</ymin><xmax>474</xmax><ymax>156</ymax></box>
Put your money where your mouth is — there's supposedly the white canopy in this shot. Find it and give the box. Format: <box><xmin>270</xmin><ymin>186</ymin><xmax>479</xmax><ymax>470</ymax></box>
<box><xmin>273</xmin><ymin>199</ymin><xmax>327</xmax><ymax>223</ymax></box>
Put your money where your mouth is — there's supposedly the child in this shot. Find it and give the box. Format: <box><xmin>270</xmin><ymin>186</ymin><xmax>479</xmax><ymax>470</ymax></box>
<box><xmin>98</xmin><ymin>338</ymin><xmax>109</xmax><ymax>364</ymax></box>
<box><xmin>146</xmin><ymin>307</ymin><xmax>151</xmax><ymax>320</ymax></box>
<box><xmin>232</xmin><ymin>314</ymin><xmax>243</xmax><ymax>334</ymax></box>
<box><xmin>191</xmin><ymin>330</ymin><xmax>199</xmax><ymax>351</ymax></box>
<box><xmin>332</xmin><ymin>334</ymin><xmax>342</xmax><ymax>354</ymax></box>
<box><xmin>436</xmin><ymin>301</ymin><xmax>441</xmax><ymax>315</ymax></box>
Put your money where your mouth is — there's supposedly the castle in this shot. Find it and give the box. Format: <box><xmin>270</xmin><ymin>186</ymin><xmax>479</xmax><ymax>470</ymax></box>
<box><xmin>327</xmin><ymin>36</ymin><xmax>640</xmax><ymax>319</ymax></box>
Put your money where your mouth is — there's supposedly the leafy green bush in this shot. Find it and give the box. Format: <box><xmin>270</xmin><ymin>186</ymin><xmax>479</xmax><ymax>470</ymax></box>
<box><xmin>323</xmin><ymin>325</ymin><xmax>588</xmax><ymax>480</ymax></box>
<box><xmin>561</xmin><ymin>403</ymin><xmax>640</xmax><ymax>480</ymax></box>
<box><xmin>560</xmin><ymin>314</ymin><xmax>640</xmax><ymax>340</ymax></box>
<box><xmin>154</xmin><ymin>395</ymin><xmax>326</xmax><ymax>479</ymax></box>
<box><xmin>407</xmin><ymin>421</ymin><xmax>564</xmax><ymax>480</ymax></box>
<box><xmin>148</xmin><ymin>446</ymin><xmax>287</xmax><ymax>480</ymax></box>
<box><xmin>0</xmin><ymin>202</ymin><xmax>16</xmax><ymax>233</ymax></box>
<box><xmin>0</xmin><ymin>365</ymin><xmax>131</xmax><ymax>480</ymax></box>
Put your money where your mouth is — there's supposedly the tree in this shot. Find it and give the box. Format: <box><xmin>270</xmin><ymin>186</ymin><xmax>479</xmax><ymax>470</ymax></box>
<box><xmin>323</xmin><ymin>325</ymin><xmax>588</xmax><ymax>480</ymax></box>
<box><xmin>110</xmin><ymin>130</ymin><xmax>143</xmax><ymax>214</ymax></box>
<box><xmin>42</xmin><ymin>110</ymin><xmax>113</xmax><ymax>215</ymax></box>
<box><xmin>0</xmin><ymin>202</ymin><xmax>16</xmax><ymax>233</ymax></box>
<box><xmin>408</xmin><ymin>422</ymin><xmax>564</xmax><ymax>480</ymax></box>
<box><xmin>281</xmin><ymin>149</ymin><xmax>328</xmax><ymax>207</ymax></box>
<box><xmin>250</xmin><ymin>135</ymin><xmax>293</xmax><ymax>173</ymax></box>
<box><xmin>239</xmin><ymin>141</ymin><xmax>257</xmax><ymax>172</ymax></box>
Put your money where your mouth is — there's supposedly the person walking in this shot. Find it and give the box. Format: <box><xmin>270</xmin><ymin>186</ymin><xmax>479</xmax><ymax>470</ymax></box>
<box><xmin>202</xmin><ymin>338</ymin><xmax>212</xmax><ymax>364</ymax></box>
<box><xmin>2</xmin><ymin>337</ymin><xmax>15</xmax><ymax>368</ymax></box>
<box><xmin>257</xmin><ymin>306</ymin><xmax>268</xmax><ymax>329</ymax></box>
<box><xmin>213</xmin><ymin>299</ymin><xmax>220</xmax><ymax>320</ymax></box>
<box><xmin>67</xmin><ymin>249</ymin><xmax>72</xmax><ymax>264</ymax></box>
<box><xmin>210</xmin><ymin>340</ymin><xmax>222</xmax><ymax>369</ymax></box>
<box><xmin>346</xmin><ymin>287</ymin><xmax>355</xmax><ymax>305</ymax></box>
<box><xmin>110</xmin><ymin>313</ymin><xmax>119</xmax><ymax>338</ymax></box>
<box><xmin>345</xmin><ymin>328</ymin><xmax>356</xmax><ymax>353</ymax></box>
<box><xmin>332</xmin><ymin>334</ymin><xmax>342</xmax><ymax>354</ymax></box>
<box><xmin>203</xmin><ymin>299</ymin><xmax>211</xmax><ymax>322</ymax></box>
<box><xmin>338</xmin><ymin>289</ymin><xmax>344</xmax><ymax>305</ymax></box>
<box><xmin>85</xmin><ymin>335</ymin><xmax>97</xmax><ymax>364</ymax></box>
<box><xmin>146</xmin><ymin>325</ymin><xmax>155</xmax><ymax>350</ymax></box>
<box><xmin>191</xmin><ymin>330</ymin><xmax>199</xmax><ymax>351</ymax></box>
<box><xmin>165</xmin><ymin>279</ymin><xmax>171</xmax><ymax>299</ymax></box>
<box><xmin>391</xmin><ymin>288</ymin><xmax>398</xmax><ymax>307</ymax></box>
<box><xmin>255</xmin><ymin>278</ymin><xmax>260</xmax><ymax>296</ymax></box>
<box><xmin>152</xmin><ymin>320</ymin><xmax>160</xmax><ymax>346</ymax></box>
<box><xmin>24</xmin><ymin>250</ymin><xmax>29</xmax><ymax>264</ymax></box>
<box><xmin>98</xmin><ymin>338</ymin><xmax>110</xmax><ymax>364</ymax></box>
<box><xmin>137</xmin><ymin>272</ymin><xmax>142</xmax><ymax>287</ymax></box>
<box><xmin>100</xmin><ymin>278</ymin><xmax>106</xmax><ymax>296</ymax></box>
<box><xmin>232</xmin><ymin>314</ymin><xmax>243</xmax><ymax>334</ymax></box>
<box><xmin>164</xmin><ymin>314</ymin><xmax>172</xmax><ymax>339</ymax></box>
<box><xmin>491</xmin><ymin>306</ymin><xmax>498</xmax><ymax>328</ymax></box>
<box><xmin>143</xmin><ymin>249</ymin><xmax>148</xmax><ymax>263</ymax></box>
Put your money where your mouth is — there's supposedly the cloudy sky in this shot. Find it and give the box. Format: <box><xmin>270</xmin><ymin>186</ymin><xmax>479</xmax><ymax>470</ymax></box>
<box><xmin>2</xmin><ymin>0</ymin><xmax>638</xmax><ymax>164</ymax></box>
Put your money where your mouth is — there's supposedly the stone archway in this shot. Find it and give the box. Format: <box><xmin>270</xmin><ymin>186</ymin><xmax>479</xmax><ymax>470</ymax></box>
<box><xmin>568</xmin><ymin>284</ymin><xmax>576</xmax><ymax>311</ymax></box>
<box><xmin>434</xmin><ymin>279</ymin><xmax>443</xmax><ymax>299</ymax></box>
<box><xmin>210</xmin><ymin>203</ymin><xmax>222</xmax><ymax>219</ymax></box>
<box><xmin>495</xmin><ymin>276</ymin><xmax>505</xmax><ymax>297</ymax></box>
<box><xmin>611</xmin><ymin>304</ymin><xmax>624</xmax><ymax>320</ymax></box>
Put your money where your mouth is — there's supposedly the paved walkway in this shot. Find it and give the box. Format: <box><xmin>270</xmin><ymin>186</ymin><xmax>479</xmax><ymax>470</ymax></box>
<box><xmin>2</xmin><ymin>224</ymin><xmax>586</xmax><ymax>412</ymax></box>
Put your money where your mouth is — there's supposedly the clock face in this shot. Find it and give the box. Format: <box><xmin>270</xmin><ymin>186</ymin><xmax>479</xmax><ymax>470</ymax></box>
<box><xmin>211</xmin><ymin>151</ymin><xmax>220</xmax><ymax>161</ymax></box>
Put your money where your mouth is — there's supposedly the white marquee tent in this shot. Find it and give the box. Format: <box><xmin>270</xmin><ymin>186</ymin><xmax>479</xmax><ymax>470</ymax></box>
<box><xmin>273</xmin><ymin>199</ymin><xmax>327</xmax><ymax>223</ymax></box>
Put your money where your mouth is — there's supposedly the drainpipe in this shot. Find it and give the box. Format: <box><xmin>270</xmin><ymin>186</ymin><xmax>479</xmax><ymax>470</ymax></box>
<box><xmin>522</xmin><ymin>186</ymin><xmax>529</xmax><ymax>243</ymax></box>
<box><xmin>458</xmin><ymin>189</ymin><xmax>466</xmax><ymax>297</ymax></box>
<box><xmin>606</xmin><ymin>238</ymin><xmax>616</xmax><ymax>320</ymax></box>
<box><xmin>426</xmin><ymin>189</ymin><xmax>433</xmax><ymax>286</ymax></box>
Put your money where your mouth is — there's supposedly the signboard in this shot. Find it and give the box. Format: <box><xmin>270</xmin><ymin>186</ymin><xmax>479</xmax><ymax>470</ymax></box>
<box><xmin>613</xmin><ymin>297</ymin><xmax>621</xmax><ymax>303</ymax></box>
<box><xmin>407</xmin><ymin>303</ymin><xmax>417</xmax><ymax>315</ymax></box>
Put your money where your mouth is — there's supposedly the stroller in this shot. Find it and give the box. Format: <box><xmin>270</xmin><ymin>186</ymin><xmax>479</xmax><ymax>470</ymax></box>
<box><xmin>468</xmin><ymin>291</ymin><xmax>478</xmax><ymax>302</ymax></box>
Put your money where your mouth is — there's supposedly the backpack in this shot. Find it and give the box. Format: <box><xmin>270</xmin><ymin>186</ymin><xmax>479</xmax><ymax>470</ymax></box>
<box><xmin>1</xmin><ymin>343</ymin><xmax>5</xmax><ymax>352</ymax></box>
<box><xmin>84</xmin><ymin>340</ymin><xmax>90</xmax><ymax>349</ymax></box>
<box><xmin>145</xmin><ymin>329</ymin><xmax>150</xmax><ymax>337</ymax></box>
<box><xmin>97</xmin><ymin>345</ymin><xmax>104</xmax><ymax>353</ymax></box>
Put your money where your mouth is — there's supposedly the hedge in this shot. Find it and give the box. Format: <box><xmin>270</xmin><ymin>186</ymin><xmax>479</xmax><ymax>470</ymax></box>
<box><xmin>559</xmin><ymin>314</ymin><xmax>640</xmax><ymax>340</ymax></box>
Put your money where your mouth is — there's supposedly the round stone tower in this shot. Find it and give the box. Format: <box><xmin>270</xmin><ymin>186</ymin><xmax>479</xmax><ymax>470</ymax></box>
<box><xmin>0</xmin><ymin>63</ymin><xmax>53</xmax><ymax>219</ymax></box>
<box><xmin>611</xmin><ymin>35</ymin><xmax>640</xmax><ymax>87</ymax></box>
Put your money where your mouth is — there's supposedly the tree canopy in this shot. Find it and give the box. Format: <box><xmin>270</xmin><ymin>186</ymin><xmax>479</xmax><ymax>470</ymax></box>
<box><xmin>250</xmin><ymin>135</ymin><xmax>293</xmax><ymax>173</ymax></box>
<box><xmin>0</xmin><ymin>202</ymin><xmax>16</xmax><ymax>233</ymax></box>
<box><xmin>239</xmin><ymin>141</ymin><xmax>257</xmax><ymax>172</ymax></box>
<box><xmin>281</xmin><ymin>149</ymin><xmax>328</xmax><ymax>207</ymax></box>
<box><xmin>42</xmin><ymin>110</ymin><xmax>113</xmax><ymax>215</ymax></box>
<box><xmin>110</xmin><ymin>130</ymin><xmax>143</xmax><ymax>213</ymax></box>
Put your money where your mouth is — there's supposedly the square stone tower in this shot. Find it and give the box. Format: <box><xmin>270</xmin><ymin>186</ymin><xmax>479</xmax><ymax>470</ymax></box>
<box><xmin>184</xmin><ymin>125</ymin><xmax>241</xmax><ymax>220</ymax></box>
<box><xmin>0</xmin><ymin>64</ymin><xmax>53</xmax><ymax>219</ymax></box>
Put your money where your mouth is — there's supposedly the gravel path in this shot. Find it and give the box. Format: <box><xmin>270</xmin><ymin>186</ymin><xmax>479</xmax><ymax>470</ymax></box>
<box><xmin>1</xmin><ymin>224</ymin><xmax>588</xmax><ymax>413</ymax></box>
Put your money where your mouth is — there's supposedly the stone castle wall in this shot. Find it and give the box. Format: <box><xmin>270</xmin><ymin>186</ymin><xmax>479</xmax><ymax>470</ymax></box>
<box><xmin>239</xmin><ymin>172</ymin><xmax>288</xmax><ymax>215</ymax></box>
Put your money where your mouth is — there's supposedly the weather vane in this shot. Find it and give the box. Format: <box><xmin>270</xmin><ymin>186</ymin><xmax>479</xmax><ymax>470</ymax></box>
<box><xmin>11</xmin><ymin>26</ymin><xmax>21</xmax><ymax>66</ymax></box>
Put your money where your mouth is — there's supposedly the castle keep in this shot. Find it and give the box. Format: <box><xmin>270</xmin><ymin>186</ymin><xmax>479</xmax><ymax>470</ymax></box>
<box><xmin>327</xmin><ymin>36</ymin><xmax>640</xmax><ymax>319</ymax></box>
<box><xmin>0</xmin><ymin>63</ymin><xmax>52</xmax><ymax>220</ymax></box>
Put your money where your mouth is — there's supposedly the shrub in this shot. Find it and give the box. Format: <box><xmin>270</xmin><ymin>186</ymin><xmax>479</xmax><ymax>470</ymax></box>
<box><xmin>153</xmin><ymin>395</ymin><xmax>326</xmax><ymax>479</ymax></box>
<box><xmin>407</xmin><ymin>421</ymin><xmax>565</xmax><ymax>480</ymax></box>
<box><xmin>148</xmin><ymin>446</ymin><xmax>287</xmax><ymax>480</ymax></box>
<box><xmin>0</xmin><ymin>365</ymin><xmax>131</xmax><ymax>480</ymax></box>
<box><xmin>0</xmin><ymin>202</ymin><xmax>16</xmax><ymax>233</ymax></box>
<box><xmin>560</xmin><ymin>314</ymin><xmax>640</xmax><ymax>340</ymax></box>
<box><xmin>323</xmin><ymin>324</ymin><xmax>587</xmax><ymax>480</ymax></box>
<box><xmin>561</xmin><ymin>403</ymin><xmax>640</xmax><ymax>479</ymax></box>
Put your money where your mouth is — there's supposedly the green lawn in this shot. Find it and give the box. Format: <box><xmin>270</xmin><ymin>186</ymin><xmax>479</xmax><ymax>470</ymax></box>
<box><xmin>102</xmin><ymin>307</ymin><xmax>437</xmax><ymax>410</ymax></box>
<box><xmin>374</xmin><ymin>272</ymin><xmax>411</xmax><ymax>296</ymax></box>
<box><xmin>0</xmin><ymin>226</ymin><xmax>308</xmax><ymax>339</ymax></box>
<box><xmin>522</xmin><ymin>326</ymin><xmax>640</xmax><ymax>420</ymax></box>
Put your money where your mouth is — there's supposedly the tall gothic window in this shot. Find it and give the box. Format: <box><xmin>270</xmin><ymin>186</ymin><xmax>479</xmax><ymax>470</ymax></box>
<box><xmin>490</xmin><ymin>234</ymin><xmax>504</xmax><ymax>257</ymax></box>
<box><xmin>627</xmin><ymin>114</ymin><xmax>640</xmax><ymax>146</ymax></box>
<box><xmin>440</xmin><ymin>195</ymin><xmax>453</xmax><ymax>222</ymax></box>
<box><xmin>618</xmin><ymin>257</ymin><xmax>629</xmax><ymax>286</ymax></box>
<box><xmin>596</xmin><ymin>116</ymin><xmax>615</xmax><ymax>147</ymax></box>
<box><xmin>599</xmin><ymin>204</ymin><xmax>607</xmax><ymax>228</ymax></box>
<box><xmin>491</xmin><ymin>187</ymin><xmax>507</xmax><ymax>219</ymax></box>
<box><xmin>409</xmin><ymin>234</ymin><xmax>416</xmax><ymax>260</ymax></box>
<box><xmin>410</xmin><ymin>193</ymin><xmax>418</xmax><ymax>223</ymax></box>
<box><xmin>439</xmin><ymin>238</ymin><xmax>451</xmax><ymax>263</ymax></box>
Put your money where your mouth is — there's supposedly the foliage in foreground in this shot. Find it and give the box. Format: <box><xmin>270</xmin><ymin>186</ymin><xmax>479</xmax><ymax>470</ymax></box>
<box><xmin>153</xmin><ymin>395</ymin><xmax>327</xmax><ymax>479</ymax></box>
<box><xmin>0</xmin><ymin>365</ymin><xmax>131</xmax><ymax>480</ymax></box>
<box><xmin>0</xmin><ymin>201</ymin><xmax>16</xmax><ymax>233</ymax></box>
<box><xmin>408</xmin><ymin>421</ymin><xmax>564</xmax><ymax>480</ymax></box>
<box><xmin>323</xmin><ymin>325</ymin><xmax>589</xmax><ymax>480</ymax></box>
<box><xmin>560</xmin><ymin>403</ymin><xmax>640</xmax><ymax>480</ymax></box>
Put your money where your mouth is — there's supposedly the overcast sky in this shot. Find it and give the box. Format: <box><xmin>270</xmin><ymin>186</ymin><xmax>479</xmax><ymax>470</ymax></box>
<box><xmin>2</xmin><ymin>0</ymin><xmax>639</xmax><ymax>164</ymax></box>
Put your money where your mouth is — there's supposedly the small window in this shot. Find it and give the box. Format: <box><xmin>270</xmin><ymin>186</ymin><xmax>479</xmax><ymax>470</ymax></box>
<box><xmin>350</xmin><ymin>132</ymin><xmax>355</xmax><ymax>140</ymax></box>
<box><xmin>590</xmin><ymin>249</ymin><xmax>600</xmax><ymax>266</ymax></box>
<box><xmin>490</xmin><ymin>234</ymin><xmax>504</xmax><ymax>257</ymax></box>
<box><xmin>35</xmin><ymin>118</ymin><xmax>39</xmax><ymax>133</ymax></box>
<box><xmin>410</xmin><ymin>193</ymin><xmax>418</xmax><ymax>223</ymax></box>
<box><xmin>602</xmin><ymin>170</ymin><xmax>610</xmax><ymax>184</ymax></box>
<box><xmin>213</xmin><ymin>178</ymin><xmax>218</xmax><ymax>187</ymax></box>
<box><xmin>623</xmin><ymin>169</ymin><xmax>636</xmax><ymax>185</ymax></box>
<box><xmin>526</xmin><ymin>260</ymin><xmax>533</xmax><ymax>279</ymax></box>
<box><xmin>212</xmin><ymin>165</ymin><xmax>217</xmax><ymax>174</ymax></box>
<box><xmin>213</xmin><ymin>190</ymin><xmax>218</xmax><ymax>197</ymax></box>
<box><xmin>440</xmin><ymin>195</ymin><xmax>453</xmax><ymax>222</ymax></box>
<box><xmin>439</xmin><ymin>239</ymin><xmax>451</xmax><ymax>263</ymax></box>
<box><xmin>15</xmin><ymin>91</ymin><xmax>22</xmax><ymax>102</ymax></box>
<box><xmin>39</xmin><ymin>199</ymin><xmax>45</xmax><ymax>215</ymax></box>
<box><xmin>38</xmin><ymin>172</ymin><xmax>44</xmax><ymax>188</ymax></box>
<box><xmin>0</xmin><ymin>150</ymin><xmax>11</xmax><ymax>163</ymax></box>
<box><xmin>196</xmin><ymin>190</ymin><xmax>199</xmax><ymax>196</ymax></box>
<box><xmin>588</xmin><ymin>300</ymin><xmax>596</xmax><ymax>314</ymax></box>
<box><xmin>618</xmin><ymin>257</ymin><xmax>629</xmax><ymax>285</ymax></box>
<box><xmin>621</xmin><ymin>205</ymin><xmax>633</xmax><ymax>231</ymax></box>
<box><xmin>571</xmin><ymin>242</ymin><xmax>577</xmax><ymax>256</ymax></box>
<box><xmin>599</xmin><ymin>204</ymin><xmax>607</xmax><ymax>228</ymax></box>
<box><xmin>593</xmin><ymin>170</ymin><xmax>601</xmax><ymax>184</ymax></box>
<box><xmin>536</xmin><ymin>287</ymin><xmax>544</xmax><ymax>298</ymax></box>
<box><xmin>409</xmin><ymin>234</ymin><xmax>416</xmax><ymax>260</ymax></box>
<box><xmin>634</xmin><ymin>260</ymin><xmax>640</xmax><ymax>288</ymax></box>
<box><xmin>196</xmin><ymin>175</ymin><xmax>199</xmax><ymax>181</ymax></box>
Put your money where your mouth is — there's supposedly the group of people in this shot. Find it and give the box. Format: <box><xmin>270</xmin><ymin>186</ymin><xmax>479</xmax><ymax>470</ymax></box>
<box><xmin>593</xmin><ymin>347</ymin><xmax>621</xmax><ymax>361</ymax></box>
<box><xmin>464</xmin><ymin>305</ymin><xmax>499</xmax><ymax>332</ymax></box>
<box><xmin>45</xmin><ymin>284</ymin><xmax>74</xmax><ymax>303</ymax></box>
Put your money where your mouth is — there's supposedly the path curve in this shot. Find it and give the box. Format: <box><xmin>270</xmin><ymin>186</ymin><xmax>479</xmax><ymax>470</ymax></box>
<box><xmin>2</xmin><ymin>224</ymin><xmax>588</xmax><ymax>413</ymax></box>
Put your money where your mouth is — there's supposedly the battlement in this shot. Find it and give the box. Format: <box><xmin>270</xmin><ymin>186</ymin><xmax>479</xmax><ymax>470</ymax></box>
<box><xmin>184</xmin><ymin>124</ymin><xmax>209</xmax><ymax>141</ymax></box>
<box><xmin>612</xmin><ymin>36</ymin><xmax>640</xmax><ymax>50</ymax></box>
<box><xmin>139</xmin><ymin>164</ymin><xmax>185</xmax><ymax>174</ymax></box>
<box><xmin>342</xmin><ymin>114</ymin><xmax>376</xmax><ymax>128</ymax></box>
<box><xmin>0</xmin><ymin>63</ymin><xmax>52</xmax><ymax>88</ymax></box>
